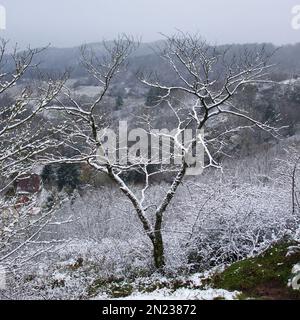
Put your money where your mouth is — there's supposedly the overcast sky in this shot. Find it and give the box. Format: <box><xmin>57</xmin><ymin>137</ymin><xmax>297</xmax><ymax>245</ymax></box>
<box><xmin>0</xmin><ymin>0</ymin><xmax>300</xmax><ymax>48</ymax></box>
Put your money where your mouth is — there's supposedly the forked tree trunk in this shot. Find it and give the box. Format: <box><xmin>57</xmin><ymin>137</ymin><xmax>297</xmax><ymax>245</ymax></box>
<box><xmin>107</xmin><ymin>163</ymin><xmax>187</xmax><ymax>271</ymax></box>
<box><xmin>151</xmin><ymin>162</ymin><xmax>187</xmax><ymax>270</ymax></box>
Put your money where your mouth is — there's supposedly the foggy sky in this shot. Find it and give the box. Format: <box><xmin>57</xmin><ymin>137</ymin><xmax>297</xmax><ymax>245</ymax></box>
<box><xmin>0</xmin><ymin>0</ymin><xmax>300</xmax><ymax>48</ymax></box>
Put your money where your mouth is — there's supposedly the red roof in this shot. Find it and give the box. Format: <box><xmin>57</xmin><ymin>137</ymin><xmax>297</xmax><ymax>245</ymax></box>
<box><xmin>16</xmin><ymin>174</ymin><xmax>41</xmax><ymax>194</ymax></box>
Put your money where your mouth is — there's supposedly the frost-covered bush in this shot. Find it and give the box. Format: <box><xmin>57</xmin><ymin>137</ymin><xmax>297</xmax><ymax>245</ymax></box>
<box><xmin>183</xmin><ymin>182</ymin><xmax>293</xmax><ymax>270</ymax></box>
<box><xmin>35</xmin><ymin>172</ymin><xmax>295</xmax><ymax>274</ymax></box>
<box><xmin>1</xmin><ymin>237</ymin><xmax>153</xmax><ymax>300</ymax></box>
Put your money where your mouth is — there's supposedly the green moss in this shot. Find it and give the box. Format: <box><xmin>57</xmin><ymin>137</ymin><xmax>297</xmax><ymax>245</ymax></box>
<box><xmin>213</xmin><ymin>296</ymin><xmax>226</xmax><ymax>300</ymax></box>
<box><xmin>109</xmin><ymin>283</ymin><xmax>134</xmax><ymax>298</ymax></box>
<box><xmin>88</xmin><ymin>277</ymin><xmax>133</xmax><ymax>298</ymax></box>
<box><xmin>213</xmin><ymin>241</ymin><xmax>300</xmax><ymax>299</ymax></box>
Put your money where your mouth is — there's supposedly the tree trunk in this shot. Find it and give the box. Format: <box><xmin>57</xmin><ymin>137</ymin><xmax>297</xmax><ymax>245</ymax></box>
<box><xmin>151</xmin><ymin>162</ymin><xmax>187</xmax><ymax>270</ymax></box>
<box><xmin>153</xmin><ymin>231</ymin><xmax>165</xmax><ymax>270</ymax></box>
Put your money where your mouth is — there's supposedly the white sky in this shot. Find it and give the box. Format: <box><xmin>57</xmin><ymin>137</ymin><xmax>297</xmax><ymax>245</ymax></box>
<box><xmin>0</xmin><ymin>0</ymin><xmax>300</xmax><ymax>48</ymax></box>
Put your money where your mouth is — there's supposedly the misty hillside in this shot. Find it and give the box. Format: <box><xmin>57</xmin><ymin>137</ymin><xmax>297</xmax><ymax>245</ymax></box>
<box><xmin>24</xmin><ymin>41</ymin><xmax>300</xmax><ymax>80</ymax></box>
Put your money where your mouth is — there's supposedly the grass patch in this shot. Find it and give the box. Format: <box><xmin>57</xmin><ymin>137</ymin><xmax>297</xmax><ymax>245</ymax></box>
<box><xmin>213</xmin><ymin>241</ymin><xmax>300</xmax><ymax>299</ymax></box>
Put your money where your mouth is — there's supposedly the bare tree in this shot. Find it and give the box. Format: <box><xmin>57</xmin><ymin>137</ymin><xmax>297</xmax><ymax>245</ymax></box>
<box><xmin>292</xmin><ymin>157</ymin><xmax>300</xmax><ymax>215</ymax></box>
<box><xmin>0</xmin><ymin>39</ymin><xmax>66</xmax><ymax>267</ymax></box>
<box><xmin>46</xmin><ymin>34</ymin><xmax>280</xmax><ymax>270</ymax></box>
<box><xmin>276</xmin><ymin>147</ymin><xmax>300</xmax><ymax>217</ymax></box>
<box><xmin>0</xmin><ymin>40</ymin><xmax>67</xmax><ymax>187</ymax></box>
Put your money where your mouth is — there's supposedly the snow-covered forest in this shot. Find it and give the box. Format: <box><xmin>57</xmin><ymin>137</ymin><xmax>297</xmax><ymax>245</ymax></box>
<box><xmin>0</xmin><ymin>33</ymin><xmax>300</xmax><ymax>300</ymax></box>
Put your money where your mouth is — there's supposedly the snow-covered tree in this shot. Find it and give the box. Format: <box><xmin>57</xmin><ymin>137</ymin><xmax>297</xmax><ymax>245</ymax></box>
<box><xmin>0</xmin><ymin>39</ymin><xmax>66</xmax><ymax>268</ymax></box>
<box><xmin>45</xmin><ymin>34</ymin><xmax>281</xmax><ymax>270</ymax></box>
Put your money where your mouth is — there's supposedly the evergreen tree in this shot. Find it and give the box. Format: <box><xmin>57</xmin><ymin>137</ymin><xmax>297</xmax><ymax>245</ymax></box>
<box><xmin>41</xmin><ymin>164</ymin><xmax>56</xmax><ymax>188</ymax></box>
<box><xmin>57</xmin><ymin>163</ymin><xmax>80</xmax><ymax>193</ymax></box>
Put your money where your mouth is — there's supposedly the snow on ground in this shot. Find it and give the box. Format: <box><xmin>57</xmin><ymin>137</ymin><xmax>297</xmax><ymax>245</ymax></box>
<box><xmin>92</xmin><ymin>270</ymin><xmax>239</xmax><ymax>300</ymax></box>
<box><xmin>95</xmin><ymin>288</ymin><xmax>239</xmax><ymax>300</ymax></box>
